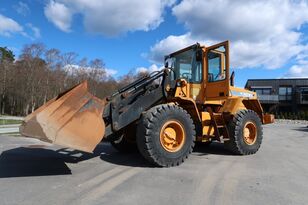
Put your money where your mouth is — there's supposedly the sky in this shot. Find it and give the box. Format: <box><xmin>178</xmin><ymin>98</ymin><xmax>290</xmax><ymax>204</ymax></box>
<box><xmin>0</xmin><ymin>0</ymin><xmax>308</xmax><ymax>87</ymax></box>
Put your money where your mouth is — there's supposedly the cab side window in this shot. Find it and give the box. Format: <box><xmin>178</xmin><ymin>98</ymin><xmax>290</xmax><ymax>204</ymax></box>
<box><xmin>207</xmin><ymin>46</ymin><xmax>226</xmax><ymax>82</ymax></box>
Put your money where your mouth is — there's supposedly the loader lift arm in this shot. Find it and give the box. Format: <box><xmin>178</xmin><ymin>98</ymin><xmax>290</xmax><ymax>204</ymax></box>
<box><xmin>103</xmin><ymin>69</ymin><xmax>174</xmax><ymax>139</ymax></box>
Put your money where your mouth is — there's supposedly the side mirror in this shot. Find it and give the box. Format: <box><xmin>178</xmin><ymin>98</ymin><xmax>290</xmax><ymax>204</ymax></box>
<box><xmin>165</xmin><ymin>61</ymin><xmax>169</xmax><ymax>68</ymax></box>
<box><xmin>196</xmin><ymin>49</ymin><xmax>202</xmax><ymax>61</ymax></box>
<box><xmin>230</xmin><ymin>71</ymin><xmax>235</xmax><ymax>86</ymax></box>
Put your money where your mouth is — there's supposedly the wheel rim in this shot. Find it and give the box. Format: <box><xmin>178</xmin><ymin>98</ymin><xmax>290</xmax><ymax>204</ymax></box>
<box><xmin>243</xmin><ymin>121</ymin><xmax>257</xmax><ymax>145</ymax></box>
<box><xmin>160</xmin><ymin>120</ymin><xmax>186</xmax><ymax>152</ymax></box>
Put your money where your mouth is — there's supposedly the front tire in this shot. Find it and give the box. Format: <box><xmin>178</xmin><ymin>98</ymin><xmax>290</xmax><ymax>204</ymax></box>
<box><xmin>224</xmin><ymin>109</ymin><xmax>263</xmax><ymax>155</ymax></box>
<box><xmin>136</xmin><ymin>104</ymin><xmax>195</xmax><ymax>167</ymax></box>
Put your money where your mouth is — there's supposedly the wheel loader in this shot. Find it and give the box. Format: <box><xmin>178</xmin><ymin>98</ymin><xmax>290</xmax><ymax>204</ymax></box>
<box><xmin>20</xmin><ymin>41</ymin><xmax>274</xmax><ymax>167</ymax></box>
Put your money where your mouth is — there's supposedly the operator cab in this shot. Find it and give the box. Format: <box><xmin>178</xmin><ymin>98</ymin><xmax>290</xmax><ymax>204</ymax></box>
<box><xmin>165</xmin><ymin>44</ymin><xmax>203</xmax><ymax>83</ymax></box>
<box><xmin>165</xmin><ymin>41</ymin><xmax>230</xmax><ymax>101</ymax></box>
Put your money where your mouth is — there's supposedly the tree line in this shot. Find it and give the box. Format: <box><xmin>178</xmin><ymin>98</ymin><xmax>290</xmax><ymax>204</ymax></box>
<box><xmin>0</xmin><ymin>44</ymin><xmax>144</xmax><ymax>116</ymax></box>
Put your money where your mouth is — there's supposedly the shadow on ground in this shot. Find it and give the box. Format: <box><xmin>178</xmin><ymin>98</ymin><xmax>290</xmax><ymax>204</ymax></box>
<box><xmin>99</xmin><ymin>146</ymin><xmax>151</xmax><ymax>168</ymax></box>
<box><xmin>292</xmin><ymin>126</ymin><xmax>308</xmax><ymax>133</ymax></box>
<box><xmin>0</xmin><ymin>142</ymin><xmax>151</xmax><ymax>178</ymax></box>
<box><xmin>0</xmin><ymin>147</ymin><xmax>72</xmax><ymax>178</ymax></box>
<box><xmin>0</xmin><ymin>141</ymin><xmax>232</xmax><ymax>178</ymax></box>
<box><xmin>193</xmin><ymin>142</ymin><xmax>234</xmax><ymax>156</ymax></box>
<box><xmin>0</xmin><ymin>143</ymin><xmax>107</xmax><ymax>178</ymax></box>
<box><xmin>100</xmin><ymin>141</ymin><xmax>235</xmax><ymax>167</ymax></box>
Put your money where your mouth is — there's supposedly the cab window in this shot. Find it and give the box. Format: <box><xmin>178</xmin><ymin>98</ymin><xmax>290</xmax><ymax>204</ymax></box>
<box><xmin>168</xmin><ymin>48</ymin><xmax>202</xmax><ymax>83</ymax></box>
<box><xmin>207</xmin><ymin>46</ymin><xmax>226</xmax><ymax>82</ymax></box>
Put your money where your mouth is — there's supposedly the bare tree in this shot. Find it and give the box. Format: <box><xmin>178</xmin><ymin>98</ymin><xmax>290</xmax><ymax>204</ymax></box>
<box><xmin>0</xmin><ymin>47</ymin><xmax>15</xmax><ymax>114</ymax></box>
<box><xmin>0</xmin><ymin>43</ymin><xmax>143</xmax><ymax>116</ymax></box>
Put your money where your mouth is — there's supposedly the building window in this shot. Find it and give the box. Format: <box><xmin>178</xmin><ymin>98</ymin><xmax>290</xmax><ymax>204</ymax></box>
<box><xmin>252</xmin><ymin>88</ymin><xmax>271</xmax><ymax>95</ymax></box>
<box><xmin>279</xmin><ymin>87</ymin><xmax>292</xmax><ymax>101</ymax></box>
<box><xmin>300</xmin><ymin>87</ymin><xmax>308</xmax><ymax>102</ymax></box>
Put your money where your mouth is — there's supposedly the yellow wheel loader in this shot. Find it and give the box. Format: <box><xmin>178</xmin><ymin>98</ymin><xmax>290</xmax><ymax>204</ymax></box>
<box><xmin>20</xmin><ymin>41</ymin><xmax>274</xmax><ymax>167</ymax></box>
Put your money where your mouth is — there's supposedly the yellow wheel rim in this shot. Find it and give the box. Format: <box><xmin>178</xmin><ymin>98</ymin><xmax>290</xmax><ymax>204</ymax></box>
<box><xmin>160</xmin><ymin>120</ymin><xmax>186</xmax><ymax>152</ymax></box>
<box><xmin>243</xmin><ymin>121</ymin><xmax>257</xmax><ymax>145</ymax></box>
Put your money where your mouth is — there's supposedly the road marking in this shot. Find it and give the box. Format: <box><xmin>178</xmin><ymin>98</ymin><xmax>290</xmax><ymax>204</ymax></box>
<box><xmin>78</xmin><ymin>167</ymin><xmax>140</xmax><ymax>204</ymax></box>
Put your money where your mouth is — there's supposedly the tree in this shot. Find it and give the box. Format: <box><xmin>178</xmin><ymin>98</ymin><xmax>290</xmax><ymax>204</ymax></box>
<box><xmin>0</xmin><ymin>47</ymin><xmax>15</xmax><ymax>63</ymax></box>
<box><xmin>19</xmin><ymin>43</ymin><xmax>47</xmax><ymax>114</ymax></box>
<box><xmin>0</xmin><ymin>47</ymin><xmax>15</xmax><ymax>114</ymax></box>
<box><xmin>0</xmin><ymin>43</ymin><xmax>130</xmax><ymax>116</ymax></box>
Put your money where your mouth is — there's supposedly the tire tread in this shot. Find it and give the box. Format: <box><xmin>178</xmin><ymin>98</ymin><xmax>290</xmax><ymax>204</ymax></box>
<box><xmin>137</xmin><ymin>104</ymin><xmax>195</xmax><ymax>167</ymax></box>
<box><xmin>225</xmin><ymin>109</ymin><xmax>263</xmax><ymax>155</ymax></box>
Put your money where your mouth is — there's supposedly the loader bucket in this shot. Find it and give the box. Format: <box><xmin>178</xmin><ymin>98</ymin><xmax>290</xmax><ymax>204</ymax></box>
<box><xmin>19</xmin><ymin>81</ymin><xmax>106</xmax><ymax>153</ymax></box>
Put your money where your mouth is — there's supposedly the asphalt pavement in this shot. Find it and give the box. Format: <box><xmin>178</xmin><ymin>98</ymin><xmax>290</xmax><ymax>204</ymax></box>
<box><xmin>0</xmin><ymin>122</ymin><xmax>307</xmax><ymax>205</ymax></box>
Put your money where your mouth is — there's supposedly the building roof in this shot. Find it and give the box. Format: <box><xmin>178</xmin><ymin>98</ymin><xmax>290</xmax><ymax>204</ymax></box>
<box><xmin>245</xmin><ymin>78</ymin><xmax>308</xmax><ymax>88</ymax></box>
<box><xmin>246</xmin><ymin>78</ymin><xmax>308</xmax><ymax>81</ymax></box>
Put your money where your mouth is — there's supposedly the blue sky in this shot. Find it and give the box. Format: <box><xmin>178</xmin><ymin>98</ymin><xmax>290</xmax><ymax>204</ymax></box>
<box><xmin>1</xmin><ymin>0</ymin><xmax>308</xmax><ymax>87</ymax></box>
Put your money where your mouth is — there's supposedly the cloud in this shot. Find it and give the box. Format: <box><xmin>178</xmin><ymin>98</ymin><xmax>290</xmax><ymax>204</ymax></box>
<box><xmin>26</xmin><ymin>23</ymin><xmax>41</xmax><ymax>39</ymax></box>
<box><xmin>230</xmin><ymin>31</ymin><xmax>303</xmax><ymax>69</ymax></box>
<box><xmin>0</xmin><ymin>14</ymin><xmax>23</xmax><ymax>37</ymax></box>
<box><xmin>147</xmin><ymin>34</ymin><xmax>195</xmax><ymax>63</ymax></box>
<box><xmin>147</xmin><ymin>33</ymin><xmax>213</xmax><ymax>63</ymax></box>
<box><xmin>0</xmin><ymin>14</ymin><xmax>41</xmax><ymax>40</ymax></box>
<box><xmin>14</xmin><ymin>1</ymin><xmax>30</xmax><ymax>16</ymax></box>
<box><xmin>148</xmin><ymin>0</ymin><xmax>308</xmax><ymax>69</ymax></box>
<box><xmin>136</xmin><ymin>64</ymin><xmax>163</xmax><ymax>74</ymax></box>
<box><xmin>105</xmin><ymin>68</ymin><xmax>118</xmax><ymax>77</ymax></box>
<box><xmin>44</xmin><ymin>0</ymin><xmax>73</xmax><ymax>32</ymax></box>
<box><xmin>286</xmin><ymin>65</ymin><xmax>308</xmax><ymax>77</ymax></box>
<box><xmin>172</xmin><ymin>0</ymin><xmax>308</xmax><ymax>41</ymax></box>
<box><xmin>44</xmin><ymin>0</ymin><xmax>175</xmax><ymax>36</ymax></box>
<box><xmin>285</xmin><ymin>46</ymin><xmax>308</xmax><ymax>77</ymax></box>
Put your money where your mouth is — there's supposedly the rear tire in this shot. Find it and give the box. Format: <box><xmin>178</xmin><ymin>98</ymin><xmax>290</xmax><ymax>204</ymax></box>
<box><xmin>224</xmin><ymin>109</ymin><xmax>263</xmax><ymax>155</ymax></box>
<box><xmin>136</xmin><ymin>104</ymin><xmax>195</xmax><ymax>167</ymax></box>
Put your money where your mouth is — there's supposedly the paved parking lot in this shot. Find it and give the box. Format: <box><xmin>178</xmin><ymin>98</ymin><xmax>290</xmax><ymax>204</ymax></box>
<box><xmin>0</xmin><ymin>122</ymin><xmax>307</xmax><ymax>205</ymax></box>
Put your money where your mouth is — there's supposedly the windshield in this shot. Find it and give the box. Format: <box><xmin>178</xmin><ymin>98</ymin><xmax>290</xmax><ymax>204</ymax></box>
<box><xmin>166</xmin><ymin>48</ymin><xmax>202</xmax><ymax>83</ymax></box>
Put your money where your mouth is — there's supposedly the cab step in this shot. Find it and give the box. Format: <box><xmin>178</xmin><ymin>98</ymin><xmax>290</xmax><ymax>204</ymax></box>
<box><xmin>207</xmin><ymin>107</ymin><xmax>230</xmax><ymax>142</ymax></box>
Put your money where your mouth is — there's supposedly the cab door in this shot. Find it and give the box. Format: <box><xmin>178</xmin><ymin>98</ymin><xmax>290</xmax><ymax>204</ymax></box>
<box><xmin>205</xmin><ymin>41</ymin><xmax>230</xmax><ymax>100</ymax></box>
